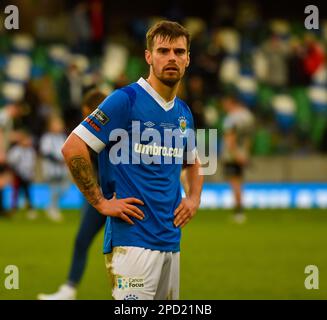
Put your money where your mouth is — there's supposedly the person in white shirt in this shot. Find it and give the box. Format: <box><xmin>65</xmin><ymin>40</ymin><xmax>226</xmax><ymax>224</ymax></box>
<box><xmin>221</xmin><ymin>92</ymin><xmax>255</xmax><ymax>223</ymax></box>
<box><xmin>7</xmin><ymin>130</ymin><xmax>37</xmax><ymax>219</ymax></box>
<box><xmin>0</xmin><ymin>103</ymin><xmax>23</xmax><ymax>217</ymax></box>
<box><xmin>40</xmin><ymin>116</ymin><xmax>68</xmax><ymax>222</ymax></box>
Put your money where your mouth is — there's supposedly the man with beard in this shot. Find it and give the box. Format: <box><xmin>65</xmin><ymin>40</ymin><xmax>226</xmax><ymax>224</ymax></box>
<box><xmin>62</xmin><ymin>20</ymin><xmax>203</xmax><ymax>300</ymax></box>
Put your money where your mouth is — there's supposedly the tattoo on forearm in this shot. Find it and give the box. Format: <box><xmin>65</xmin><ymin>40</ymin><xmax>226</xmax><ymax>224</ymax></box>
<box><xmin>68</xmin><ymin>156</ymin><xmax>103</xmax><ymax>206</ymax></box>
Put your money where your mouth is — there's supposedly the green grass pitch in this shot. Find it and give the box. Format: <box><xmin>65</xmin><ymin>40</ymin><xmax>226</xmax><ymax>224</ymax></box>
<box><xmin>0</xmin><ymin>209</ymin><xmax>326</xmax><ymax>300</ymax></box>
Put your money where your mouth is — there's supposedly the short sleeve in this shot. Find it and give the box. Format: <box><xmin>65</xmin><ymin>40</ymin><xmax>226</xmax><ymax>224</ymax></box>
<box><xmin>73</xmin><ymin>89</ymin><xmax>131</xmax><ymax>153</ymax></box>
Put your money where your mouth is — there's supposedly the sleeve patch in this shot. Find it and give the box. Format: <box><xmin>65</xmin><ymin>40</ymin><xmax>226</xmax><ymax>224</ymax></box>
<box><xmin>91</xmin><ymin>109</ymin><xmax>110</xmax><ymax>125</ymax></box>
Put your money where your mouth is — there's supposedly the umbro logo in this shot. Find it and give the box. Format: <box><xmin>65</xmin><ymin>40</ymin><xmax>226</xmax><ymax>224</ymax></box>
<box><xmin>144</xmin><ymin>121</ymin><xmax>155</xmax><ymax>128</ymax></box>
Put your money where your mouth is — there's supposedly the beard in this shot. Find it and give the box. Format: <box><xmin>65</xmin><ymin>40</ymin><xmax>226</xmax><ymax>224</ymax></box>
<box><xmin>153</xmin><ymin>67</ymin><xmax>183</xmax><ymax>88</ymax></box>
<box><xmin>159</xmin><ymin>76</ymin><xmax>179</xmax><ymax>87</ymax></box>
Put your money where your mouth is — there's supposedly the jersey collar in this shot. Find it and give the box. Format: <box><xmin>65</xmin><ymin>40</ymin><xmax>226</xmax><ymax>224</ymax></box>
<box><xmin>137</xmin><ymin>77</ymin><xmax>175</xmax><ymax>112</ymax></box>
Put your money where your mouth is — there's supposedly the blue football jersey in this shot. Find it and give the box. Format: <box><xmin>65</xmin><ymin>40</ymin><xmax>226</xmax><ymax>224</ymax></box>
<box><xmin>73</xmin><ymin>78</ymin><xmax>196</xmax><ymax>253</ymax></box>
<box><xmin>97</xmin><ymin>146</ymin><xmax>114</xmax><ymax>252</ymax></box>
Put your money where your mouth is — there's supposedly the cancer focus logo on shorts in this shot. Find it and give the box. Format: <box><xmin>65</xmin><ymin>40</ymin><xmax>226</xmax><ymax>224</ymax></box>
<box><xmin>117</xmin><ymin>277</ymin><xmax>129</xmax><ymax>290</ymax></box>
<box><xmin>116</xmin><ymin>276</ymin><xmax>144</xmax><ymax>290</ymax></box>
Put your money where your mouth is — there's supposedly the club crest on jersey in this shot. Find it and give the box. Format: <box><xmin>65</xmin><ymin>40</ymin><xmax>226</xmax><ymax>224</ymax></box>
<box><xmin>178</xmin><ymin>116</ymin><xmax>187</xmax><ymax>134</ymax></box>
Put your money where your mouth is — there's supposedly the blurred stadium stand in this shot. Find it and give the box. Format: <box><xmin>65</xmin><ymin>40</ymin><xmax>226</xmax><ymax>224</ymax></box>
<box><xmin>1</xmin><ymin>0</ymin><xmax>327</xmax><ymax>209</ymax></box>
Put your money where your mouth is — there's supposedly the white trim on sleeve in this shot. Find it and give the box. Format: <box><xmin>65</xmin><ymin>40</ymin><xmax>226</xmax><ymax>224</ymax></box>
<box><xmin>73</xmin><ymin>124</ymin><xmax>106</xmax><ymax>153</ymax></box>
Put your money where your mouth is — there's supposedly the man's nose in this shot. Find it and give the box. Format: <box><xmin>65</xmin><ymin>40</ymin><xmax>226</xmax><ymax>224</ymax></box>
<box><xmin>168</xmin><ymin>50</ymin><xmax>177</xmax><ymax>61</ymax></box>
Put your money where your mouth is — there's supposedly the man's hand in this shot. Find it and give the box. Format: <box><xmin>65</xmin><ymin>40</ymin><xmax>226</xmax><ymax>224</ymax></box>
<box><xmin>173</xmin><ymin>197</ymin><xmax>200</xmax><ymax>228</ymax></box>
<box><xmin>62</xmin><ymin>133</ymin><xmax>145</xmax><ymax>226</ymax></box>
<box><xmin>95</xmin><ymin>193</ymin><xmax>145</xmax><ymax>225</ymax></box>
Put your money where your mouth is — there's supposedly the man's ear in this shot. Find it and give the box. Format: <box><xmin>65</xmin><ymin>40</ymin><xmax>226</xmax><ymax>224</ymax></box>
<box><xmin>186</xmin><ymin>52</ymin><xmax>190</xmax><ymax>67</ymax></box>
<box><xmin>145</xmin><ymin>50</ymin><xmax>152</xmax><ymax>65</ymax></box>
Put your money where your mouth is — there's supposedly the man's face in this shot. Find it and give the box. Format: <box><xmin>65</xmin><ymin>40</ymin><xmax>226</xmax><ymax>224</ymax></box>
<box><xmin>145</xmin><ymin>36</ymin><xmax>190</xmax><ymax>87</ymax></box>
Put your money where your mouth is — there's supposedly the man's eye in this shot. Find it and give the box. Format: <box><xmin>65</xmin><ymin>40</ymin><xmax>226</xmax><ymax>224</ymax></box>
<box><xmin>175</xmin><ymin>49</ymin><xmax>186</xmax><ymax>55</ymax></box>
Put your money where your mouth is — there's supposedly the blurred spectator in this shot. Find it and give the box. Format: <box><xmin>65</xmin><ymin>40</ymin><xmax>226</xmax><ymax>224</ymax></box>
<box><xmin>185</xmin><ymin>74</ymin><xmax>206</xmax><ymax>129</ymax></box>
<box><xmin>0</xmin><ymin>103</ymin><xmax>24</xmax><ymax>152</ymax></box>
<box><xmin>0</xmin><ymin>2</ymin><xmax>326</xmax><ymax>157</ymax></box>
<box><xmin>39</xmin><ymin>116</ymin><xmax>68</xmax><ymax>222</ymax></box>
<box><xmin>58</xmin><ymin>63</ymin><xmax>84</xmax><ymax>134</ymax></box>
<box><xmin>90</xmin><ymin>0</ymin><xmax>105</xmax><ymax>57</ymax></box>
<box><xmin>37</xmin><ymin>88</ymin><xmax>108</xmax><ymax>300</ymax></box>
<box><xmin>70</xmin><ymin>1</ymin><xmax>91</xmax><ymax>56</ymax></box>
<box><xmin>287</xmin><ymin>38</ymin><xmax>310</xmax><ymax>87</ymax></box>
<box><xmin>7</xmin><ymin>130</ymin><xmax>37</xmax><ymax>219</ymax></box>
<box><xmin>220</xmin><ymin>91</ymin><xmax>255</xmax><ymax>223</ymax></box>
<box><xmin>303</xmin><ymin>33</ymin><xmax>325</xmax><ymax>81</ymax></box>
<box><xmin>261</xmin><ymin>34</ymin><xmax>288</xmax><ymax>90</ymax></box>
<box><xmin>190</xmin><ymin>29</ymin><xmax>226</xmax><ymax>96</ymax></box>
<box><xmin>21</xmin><ymin>81</ymin><xmax>49</xmax><ymax>148</ymax></box>
<box><xmin>0</xmin><ymin>103</ymin><xmax>24</xmax><ymax>217</ymax></box>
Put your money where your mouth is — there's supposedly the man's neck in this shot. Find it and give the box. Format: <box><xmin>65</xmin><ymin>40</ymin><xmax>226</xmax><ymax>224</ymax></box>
<box><xmin>146</xmin><ymin>75</ymin><xmax>178</xmax><ymax>102</ymax></box>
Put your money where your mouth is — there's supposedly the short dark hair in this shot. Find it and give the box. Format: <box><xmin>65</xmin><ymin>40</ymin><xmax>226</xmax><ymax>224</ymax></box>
<box><xmin>82</xmin><ymin>89</ymin><xmax>107</xmax><ymax>112</ymax></box>
<box><xmin>146</xmin><ymin>20</ymin><xmax>191</xmax><ymax>51</ymax></box>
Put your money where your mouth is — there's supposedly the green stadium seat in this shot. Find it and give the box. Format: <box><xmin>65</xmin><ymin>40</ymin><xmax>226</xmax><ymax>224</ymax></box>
<box><xmin>291</xmin><ymin>86</ymin><xmax>313</xmax><ymax>133</ymax></box>
<box><xmin>252</xmin><ymin>128</ymin><xmax>273</xmax><ymax>155</ymax></box>
<box><xmin>311</xmin><ymin>115</ymin><xmax>327</xmax><ymax>146</ymax></box>
<box><xmin>257</xmin><ymin>84</ymin><xmax>274</xmax><ymax>113</ymax></box>
<box><xmin>32</xmin><ymin>46</ymin><xmax>49</xmax><ymax>70</ymax></box>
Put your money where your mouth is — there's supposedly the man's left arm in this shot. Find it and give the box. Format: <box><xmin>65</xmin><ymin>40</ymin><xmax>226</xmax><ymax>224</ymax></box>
<box><xmin>174</xmin><ymin>158</ymin><xmax>203</xmax><ymax>228</ymax></box>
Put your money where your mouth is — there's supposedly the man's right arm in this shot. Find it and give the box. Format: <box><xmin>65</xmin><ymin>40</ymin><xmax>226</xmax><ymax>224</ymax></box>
<box><xmin>62</xmin><ymin>133</ymin><xmax>103</xmax><ymax>207</ymax></box>
<box><xmin>62</xmin><ymin>132</ymin><xmax>144</xmax><ymax>224</ymax></box>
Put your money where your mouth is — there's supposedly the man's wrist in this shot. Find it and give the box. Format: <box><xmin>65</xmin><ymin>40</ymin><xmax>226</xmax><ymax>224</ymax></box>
<box><xmin>92</xmin><ymin>196</ymin><xmax>106</xmax><ymax>212</ymax></box>
<box><xmin>188</xmin><ymin>195</ymin><xmax>201</xmax><ymax>208</ymax></box>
